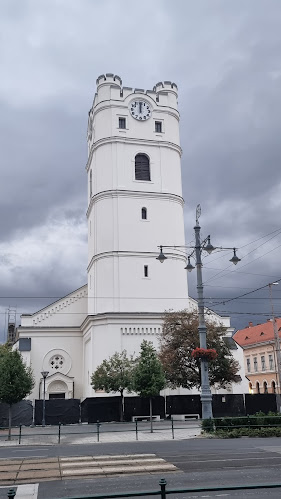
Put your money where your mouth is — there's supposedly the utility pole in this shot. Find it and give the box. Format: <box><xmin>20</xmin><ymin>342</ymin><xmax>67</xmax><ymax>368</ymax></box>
<box><xmin>269</xmin><ymin>282</ymin><xmax>281</xmax><ymax>395</ymax></box>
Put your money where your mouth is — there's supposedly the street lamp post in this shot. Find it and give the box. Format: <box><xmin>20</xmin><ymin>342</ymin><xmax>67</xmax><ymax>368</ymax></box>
<box><xmin>41</xmin><ymin>371</ymin><xmax>49</xmax><ymax>427</ymax></box>
<box><xmin>157</xmin><ymin>204</ymin><xmax>241</xmax><ymax>420</ymax></box>
<box><xmin>268</xmin><ymin>282</ymin><xmax>281</xmax><ymax>395</ymax></box>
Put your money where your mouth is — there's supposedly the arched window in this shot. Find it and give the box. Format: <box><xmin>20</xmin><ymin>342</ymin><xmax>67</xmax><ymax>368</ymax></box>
<box><xmin>249</xmin><ymin>382</ymin><xmax>253</xmax><ymax>394</ymax></box>
<box><xmin>263</xmin><ymin>381</ymin><xmax>268</xmax><ymax>394</ymax></box>
<box><xmin>90</xmin><ymin>170</ymin><xmax>92</xmax><ymax>198</ymax></box>
<box><xmin>141</xmin><ymin>207</ymin><xmax>147</xmax><ymax>220</ymax></box>
<box><xmin>135</xmin><ymin>154</ymin><xmax>150</xmax><ymax>181</ymax></box>
<box><xmin>256</xmin><ymin>381</ymin><xmax>260</xmax><ymax>394</ymax></box>
<box><xmin>272</xmin><ymin>380</ymin><xmax>276</xmax><ymax>394</ymax></box>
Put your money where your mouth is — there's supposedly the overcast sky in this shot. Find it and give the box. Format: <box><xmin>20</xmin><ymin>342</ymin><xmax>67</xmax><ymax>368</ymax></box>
<box><xmin>1</xmin><ymin>0</ymin><xmax>281</xmax><ymax>342</ymax></box>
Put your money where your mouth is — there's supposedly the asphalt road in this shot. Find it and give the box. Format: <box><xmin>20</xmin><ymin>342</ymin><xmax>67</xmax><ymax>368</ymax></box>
<box><xmin>2</xmin><ymin>437</ymin><xmax>281</xmax><ymax>498</ymax></box>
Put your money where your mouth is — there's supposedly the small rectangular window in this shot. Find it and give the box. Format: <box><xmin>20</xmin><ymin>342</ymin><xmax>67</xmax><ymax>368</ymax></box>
<box><xmin>144</xmin><ymin>265</ymin><xmax>148</xmax><ymax>277</ymax></box>
<box><xmin>269</xmin><ymin>354</ymin><xmax>274</xmax><ymax>370</ymax></box>
<box><xmin>155</xmin><ymin>121</ymin><xmax>162</xmax><ymax>133</ymax></box>
<box><xmin>246</xmin><ymin>358</ymin><xmax>251</xmax><ymax>373</ymax></box>
<box><xmin>254</xmin><ymin>357</ymin><xmax>258</xmax><ymax>372</ymax></box>
<box><xmin>119</xmin><ymin>117</ymin><xmax>126</xmax><ymax>129</ymax></box>
<box><xmin>261</xmin><ymin>355</ymin><xmax>266</xmax><ymax>371</ymax></box>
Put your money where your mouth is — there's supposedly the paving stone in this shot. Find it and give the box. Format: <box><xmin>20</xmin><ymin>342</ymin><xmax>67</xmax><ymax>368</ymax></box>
<box><xmin>62</xmin><ymin>467</ymin><xmax>104</xmax><ymax>476</ymax></box>
<box><xmin>17</xmin><ymin>469</ymin><xmax>61</xmax><ymax>479</ymax></box>
<box><xmin>92</xmin><ymin>453</ymin><xmax>156</xmax><ymax>460</ymax></box>
<box><xmin>0</xmin><ymin>465</ymin><xmax>20</xmax><ymax>472</ymax></box>
<box><xmin>20</xmin><ymin>462</ymin><xmax>59</xmax><ymax>471</ymax></box>
<box><xmin>61</xmin><ymin>461</ymin><xmax>99</xmax><ymax>468</ymax></box>
<box><xmin>24</xmin><ymin>458</ymin><xmax>58</xmax><ymax>464</ymax></box>
<box><xmin>99</xmin><ymin>459</ymin><xmax>164</xmax><ymax>466</ymax></box>
<box><xmin>143</xmin><ymin>463</ymin><xmax>177</xmax><ymax>471</ymax></box>
<box><xmin>101</xmin><ymin>465</ymin><xmax>147</xmax><ymax>474</ymax></box>
<box><xmin>0</xmin><ymin>459</ymin><xmax>22</xmax><ymax>465</ymax></box>
<box><xmin>60</xmin><ymin>456</ymin><xmax>93</xmax><ymax>462</ymax></box>
<box><xmin>0</xmin><ymin>472</ymin><xmax>17</xmax><ymax>480</ymax></box>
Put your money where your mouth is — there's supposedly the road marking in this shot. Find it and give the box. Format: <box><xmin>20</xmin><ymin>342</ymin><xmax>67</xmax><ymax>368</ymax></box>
<box><xmin>15</xmin><ymin>483</ymin><xmax>38</xmax><ymax>498</ymax></box>
<box><xmin>0</xmin><ymin>454</ymin><xmax>178</xmax><ymax>484</ymax></box>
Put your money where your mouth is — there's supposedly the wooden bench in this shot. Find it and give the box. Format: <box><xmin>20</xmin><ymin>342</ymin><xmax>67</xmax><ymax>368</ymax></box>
<box><xmin>132</xmin><ymin>415</ymin><xmax>161</xmax><ymax>422</ymax></box>
<box><xmin>170</xmin><ymin>414</ymin><xmax>200</xmax><ymax>421</ymax></box>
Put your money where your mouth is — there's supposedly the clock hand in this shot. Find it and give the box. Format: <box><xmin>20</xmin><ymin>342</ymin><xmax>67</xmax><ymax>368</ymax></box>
<box><xmin>139</xmin><ymin>102</ymin><xmax>142</xmax><ymax>114</ymax></box>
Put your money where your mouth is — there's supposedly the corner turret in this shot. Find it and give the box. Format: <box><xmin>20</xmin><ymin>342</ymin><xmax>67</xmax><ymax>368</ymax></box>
<box><xmin>153</xmin><ymin>81</ymin><xmax>178</xmax><ymax>107</ymax></box>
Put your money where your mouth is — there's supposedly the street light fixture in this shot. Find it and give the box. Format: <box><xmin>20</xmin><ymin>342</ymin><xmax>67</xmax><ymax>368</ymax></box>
<box><xmin>41</xmin><ymin>371</ymin><xmax>49</xmax><ymax>427</ymax></box>
<box><xmin>156</xmin><ymin>204</ymin><xmax>241</xmax><ymax>420</ymax></box>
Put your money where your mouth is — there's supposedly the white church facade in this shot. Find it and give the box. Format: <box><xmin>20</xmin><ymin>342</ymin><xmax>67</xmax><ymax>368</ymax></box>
<box><xmin>16</xmin><ymin>74</ymin><xmax>247</xmax><ymax>401</ymax></box>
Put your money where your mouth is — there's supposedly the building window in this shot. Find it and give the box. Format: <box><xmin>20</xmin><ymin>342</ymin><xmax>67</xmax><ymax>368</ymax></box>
<box><xmin>144</xmin><ymin>265</ymin><xmax>148</xmax><ymax>277</ymax></box>
<box><xmin>261</xmin><ymin>355</ymin><xmax>266</xmax><ymax>371</ymax></box>
<box><xmin>263</xmin><ymin>381</ymin><xmax>268</xmax><ymax>394</ymax></box>
<box><xmin>141</xmin><ymin>207</ymin><xmax>147</xmax><ymax>220</ymax></box>
<box><xmin>155</xmin><ymin>121</ymin><xmax>162</xmax><ymax>133</ymax></box>
<box><xmin>256</xmin><ymin>381</ymin><xmax>260</xmax><ymax>394</ymax></box>
<box><xmin>135</xmin><ymin>154</ymin><xmax>150</xmax><ymax>181</ymax></box>
<box><xmin>269</xmin><ymin>354</ymin><xmax>274</xmax><ymax>370</ymax></box>
<box><xmin>119</xmin><ymin>117</ymin><xmax>126</xmax><ymax>129</ymax></box>
<box><xmin>254</xmin><ymin>357</ymin><xmax>258</xmax><ymax>372</ymax></box>
<box><xmin>90</xmin><ymin>169</ymin><xmax>92</xmax><ymax>198</ymax></box>
<box><xmin>246</xmin><ymin>358</ymin><xmax>251</xmax><ymax>373</ymax></box>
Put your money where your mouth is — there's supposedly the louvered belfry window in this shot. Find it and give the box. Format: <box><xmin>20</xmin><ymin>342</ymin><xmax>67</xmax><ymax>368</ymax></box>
<box><xmin>135</xmin><ymin>154</ymin><xmax>150</xmax><ymax>181</ymax></box>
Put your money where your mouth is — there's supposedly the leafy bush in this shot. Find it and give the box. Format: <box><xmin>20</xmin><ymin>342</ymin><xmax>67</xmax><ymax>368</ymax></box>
<box><xmin>201</xmin><ymin>418</ymin><xmax>214</xmax><ymax>433</ymax></box>
<box><xmin>215</xmin><ymin>427</ymin><xmax>281</xmax><ymax>438</ymax></box>
<box><xmin>202</xmin><ymin>412</ymin><xmax>281</xmax><ymax>434</ymax></box>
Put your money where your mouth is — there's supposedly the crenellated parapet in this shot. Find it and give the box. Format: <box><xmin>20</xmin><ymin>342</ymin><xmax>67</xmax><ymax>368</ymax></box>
<box><xmin>153</xmin><ymin>81</ymin><xmax>178</xmax><ymax>95</ymax></box>
<box><xmin>96</xmin><ymin>73</ymin><xmax>122</xmax><ymax>87</ymax></box>
<box><xmin>91</xmin><ymin>74</ymin><xmax>178</xmax><ymax>111</ymax></box>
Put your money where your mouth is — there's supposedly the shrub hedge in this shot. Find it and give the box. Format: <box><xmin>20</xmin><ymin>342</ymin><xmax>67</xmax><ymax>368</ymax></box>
<box><xmin>202</xmin><ymin>411</ymin><xmax>281</xmax><ymax>437</ymax></box>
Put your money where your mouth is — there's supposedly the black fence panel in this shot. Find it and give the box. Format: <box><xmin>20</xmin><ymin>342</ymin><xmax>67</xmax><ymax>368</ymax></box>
<box><xmin>166</xmin><ymin>395</ymin><xmax>202</xmax><ymax>418</ymax></box>
<box><xmin>124</xmin><ymin>396</ymin><xmax>165</xmax><ymax>421</ymax></box>
<box><xmin>212</xmin><ymin>394</ymin><xmax>245</xmax><ymax>418</ymax></box>
<box><xmin>35</xmin><ymin>399</ymin><xmax>80</xmax><ymax>425</ymax></box>
<box><xmin>0</xmin><ymin>400</ymin><xmax>33</xmax><ymax>427</ymax></box>
<box><xmin>81</xmin><ymin>397</ymin><xmax>121</xmax><ymax>423</ymax></box>
<box><xmin>245</xmin><ymin>394</ymin><xmax>277</xmax><ymax>415</ymax></box>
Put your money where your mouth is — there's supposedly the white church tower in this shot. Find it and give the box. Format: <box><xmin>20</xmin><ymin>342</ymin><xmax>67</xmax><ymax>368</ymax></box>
<box><xmin>16</xmin><ymin>74</ymin><xmax>248</xmax><ymax>402</ymax></box>
<box><xmin>84</xmin><ymin>74</ymin><xmax>189</xmax><ymax>395</ymax></box>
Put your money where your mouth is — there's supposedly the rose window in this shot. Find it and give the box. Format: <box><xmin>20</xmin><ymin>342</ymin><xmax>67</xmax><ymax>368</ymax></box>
<box><xmin>49</xmin><ymin>354</ymin><xmax>64</xmax><ymax>371</ymax></box>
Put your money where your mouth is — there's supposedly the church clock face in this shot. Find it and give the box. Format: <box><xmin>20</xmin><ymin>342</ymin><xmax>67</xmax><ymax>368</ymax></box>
<box><xmin>130</xmin><ymin>100</ymin><xmax>151</xmax><ymax>120</ymax></box>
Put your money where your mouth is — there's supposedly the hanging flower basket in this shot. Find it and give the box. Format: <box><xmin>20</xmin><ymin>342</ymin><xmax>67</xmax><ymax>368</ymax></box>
<box><xmin>191</xmin><ymin>347</ymin><xmax>218</xmax><ymax>361</ymax></box>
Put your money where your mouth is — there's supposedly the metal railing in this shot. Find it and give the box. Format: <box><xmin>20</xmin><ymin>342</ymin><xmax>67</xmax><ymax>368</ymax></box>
<box><xmin>7</xmin><ymin>478</ymin><xmax>281</xmax><ymax>498</ymax></box>
<box><xmin>0</xmin><ymin>419</ymin><xmax>198</xmax><ymax>445</ymax></box>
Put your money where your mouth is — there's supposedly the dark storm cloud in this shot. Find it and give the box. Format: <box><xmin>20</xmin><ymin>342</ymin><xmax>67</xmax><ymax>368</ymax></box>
<box><xmin>1</xmin><ymin>0</ymin><xmax>281</xmax><ymax>340</ymax></box>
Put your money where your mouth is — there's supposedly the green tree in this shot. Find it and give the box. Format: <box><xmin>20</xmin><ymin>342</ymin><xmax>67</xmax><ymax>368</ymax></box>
<box><xmin>159</xmin><ymin>310</ymin><xmax>240</xmax><ymax>390</ymax></box>
<box><xmin>133</xmin><ymin>340</ymin><xmax>166</xmax><ymax>432</ymax></box>
<box><xmin>0</xmin><ymin>345</ymin><xmax>34</xmax><ymax>440</ymax></box>
<box><xmin>91</xmin><ymin>350</ymin><xmax>135</xmax><ymax>421</ymax></box>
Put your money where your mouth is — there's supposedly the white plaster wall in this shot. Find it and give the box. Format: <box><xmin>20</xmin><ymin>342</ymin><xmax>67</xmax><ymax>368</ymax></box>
<box><xmin>83</xmin><ymin>314</ymin><xmax>163</xmax><ymax>398</ymax></box>
<box><xmin>90</xmin><ymin>142</ymin><xmax>182</xmax><ymax>197</ymax></box>
<box><xmin>88</xmin><ymin>255</ymin><xmax>188</xmax><ymax>314</ymax></box>
<box><xmin>19</xmin><ymin>331</ymin><xmax>83</xmax><ymax>400</ymax></box>
<box><xmin>21</xmin><ymin>285</ymin><xmax>87</xmax><ymax>328</ymax></box>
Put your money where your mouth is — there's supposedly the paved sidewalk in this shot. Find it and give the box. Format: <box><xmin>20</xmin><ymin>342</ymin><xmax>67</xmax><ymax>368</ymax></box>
<box><xmin>0</xmin><ymin>422</ymin><xmax>201</xmax><ymax>446</ymax></box>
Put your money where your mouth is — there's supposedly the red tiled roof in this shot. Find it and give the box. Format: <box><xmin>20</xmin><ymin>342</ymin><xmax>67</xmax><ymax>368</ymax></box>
<box><xmin>234</xmin><ymin>318</ymin><xmax>281</xmax><ymax>347</ymax></box>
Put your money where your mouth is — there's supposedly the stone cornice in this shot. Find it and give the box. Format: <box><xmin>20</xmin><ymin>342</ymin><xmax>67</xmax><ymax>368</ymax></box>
<box><xmin>87</xmin><ymin>250</ymin><xmax>186</xmax><ymax>273</ymax></box>
<box><xmin>242</xmin><ymin>340</ymin><xmax>275</xmax><ymax>350</ymax></box>
<box><xmin>16</xmin><ymin>328</ymin><xmax>82</xmax><ymax>337</ymax></box>
<box><xmin>86</xmin><ymin>136</ymin><xmax>182</xmax><ymax>171</ymax></box>
<box><xmin>81</xmin><ymin>311</ymin><xmax>164</xmax><ymax>333</ymax></box>
<box><xmin>94</xmin><ymin>101</ymin><xmax>179</xmax><ymax>120</ymax></box>
<box><xmin>87</xmin><ymin>189</ymin><xmax>184</xmax><ymax>218</ymax></box>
